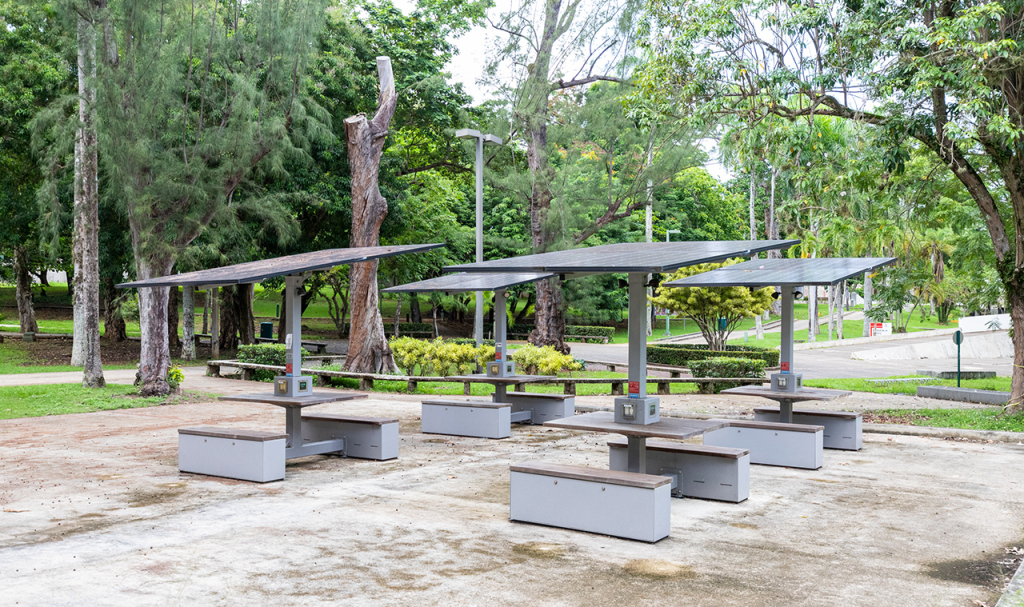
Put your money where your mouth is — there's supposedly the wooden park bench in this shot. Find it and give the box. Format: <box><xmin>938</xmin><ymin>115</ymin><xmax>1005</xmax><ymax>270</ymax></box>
<box><xmin>509</xmin><ymin>462</ymin><xmax>671</xmax><ymax>542</ymax></box>
<box><xmin>703</xmin><ymin>420</ymin><xmax>824</xmax><ymax>470</ymax></box>
<box><xmin>607</xmin><ymin>438</ymin><xmax>749</xmax><ymax>503</ymax></box>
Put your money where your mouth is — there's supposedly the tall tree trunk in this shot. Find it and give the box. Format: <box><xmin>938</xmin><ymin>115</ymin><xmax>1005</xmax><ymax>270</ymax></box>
<box><xmin>167</xmin><ymin>286</ymin><xmax>181</xmax><ymax>352</ymax></box>
<box><xmin>410</xmin><ymin>293</ymin><xmax>421</xmax><ymax>323</ymax></box>
<box><xmin>277</xmin><ymin>288</ymin><xmax>287</xmax><ymax>342</ymax></box>
<box><xmin>827</xmin><ymin>285</ymin><xmax>835</xmax><ymax>340</ymax></box>
<box><xmin>181</xmin><ymin>286</ymin><xmax>196</xmax><ymax>360</ymax></box>
<box><xmin>102</xmin><ymin>276</ymin><xmax>127</xmax><ymax>343</ymax></box>
<box><xmin>837</xmin><ymin>282</ymin><xmax>845</xmax><ymax>340</ymax></box>
<box><xmin>862</xmin><ymin>271</ymin><xmax>873</xmax><ymax>337</ymax></box>
<box><xmin>393</xmin><ymin>292</ymin><xmax>402</xmax><ymax>337</ymax></box>
<box><xmin>344</xmin><ymin>57</ymin><xmax>399</xmax><ymax>373</ymax></box>
<box><xmin>767</xmin><ymin>167</ymin><xmax>782</xmax><ymax>315</ymax></box>
<box><xmin>240</xmin><ymin>283</ymin><xmax>255</xmax><ymax>345</ymax></box>
<box><xmin>749</xmin><ymin>169</ymin><xmax>764</xmax><ymax>340</ymax></box>
<box><xmin>219</xmin><ymin>286</ymin><xmax>240</xmax><ymax>351</ymax></box>
<box><xmin>71</xmin><ymin>12</ymin><xmax>104</xmax><ymax>388</ymax></box>
<box><xmin>807</xmin><ymin>286</ymin><xmax>817</xmax><ymax>342</ymax></box>
<box><xmin>134</xmin><ymin>254</ymin><xmax>173</xmax><ymax>396</ymax></box>
<box><xmin>645</xmin><ymin>131</ymin><xmax>654</xmax><ymax>337</ymax></box>
<box><xmin>14</xmin><ymin>247</ymin><xmax>39</xmax><ymax>333</ymax></box>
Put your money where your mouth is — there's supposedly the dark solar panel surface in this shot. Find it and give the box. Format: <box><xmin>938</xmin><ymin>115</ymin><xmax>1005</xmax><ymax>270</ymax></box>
<box><xmin>663</xmin><ymin>257</ymin><xmax>897</xmax><ymax>288</ymax></box>
<box><xmin>443</xmin><ymin>240</ymin><xmax>800</xmax><ymax>274</ymax></box>
<box><xmin>118</xmin><ymin>244</ymin><xmax>445</xmax><ymax>288</ymax></box>
<box><xmin>384</xmin><ymin>272</ymin><xmax>555</xmax><ymax>293</ymax></box>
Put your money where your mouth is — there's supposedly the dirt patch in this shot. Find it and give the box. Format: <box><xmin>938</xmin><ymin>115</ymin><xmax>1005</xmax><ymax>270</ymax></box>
<box><xmin>924</xmin><ymin>544</ymin><xmax>1024</xmax><ymax>596</ymax></box>
<box><xmin>863</xmin><ymin>410</ymin><xmax>929</xmax><ymax>425</ymax></box>
<box><xmin>622</xmin><ymin>559</ymin><xmax>696</xmax><ymax>580</ymax></box>
<box><xmin>512</xmin><ymin>542</ymin><xmax>566</xmax><ymax>559</ymax></box>
<box><xmin>731</xmin><ymin>522</ymin><xmax>758</xmax><ymax>529</ymax></box>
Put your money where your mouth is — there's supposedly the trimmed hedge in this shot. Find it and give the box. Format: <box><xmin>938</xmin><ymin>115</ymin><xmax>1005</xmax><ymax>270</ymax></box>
<box><xmin>238</xmin><ymin>343</ymin><xmax>312</xmax><ymax>382</ymax></box>
<box><xmin>647</xmin><ymin>343</ymin><xmax>780</xmax><ymax>367</ymax></box>
<box><xmin>446</xmin><ymin>338</ymin><xmax>497</xmax><ymax>346</ymax></box>
<box><xmin>333</xmin><ymin>322</ymin><xmax>436</xmax><ymax>338</ymax></box>
<box><xmin>690</xmin><ymin>357</ymin><xmax>767</xmax><ymax>394</ymax></box>
<box><xmin>508</xmin><ymin>324</ymin><xmax>615</xmax><ymax>338</ymax></box>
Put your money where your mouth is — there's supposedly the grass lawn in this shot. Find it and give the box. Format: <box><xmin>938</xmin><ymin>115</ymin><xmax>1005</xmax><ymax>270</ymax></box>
<box><xmin>0</xmin><ymin>340</ymin><xmax>207</xmax><ymax>375</ymax></box>
<box><xmin>865</xmin><ymin>408</ymin><xmax>1024</xmax><ymax>432</ymax></box>
<box><xmin>804</xmin><ymin>375</ymin><xmax>1011</xmax><ymax>396</ymax></box>
<box><xmin>0</xmin><ymin>384</ymin><xmax>213</xmax><ymax>420</ymax></box>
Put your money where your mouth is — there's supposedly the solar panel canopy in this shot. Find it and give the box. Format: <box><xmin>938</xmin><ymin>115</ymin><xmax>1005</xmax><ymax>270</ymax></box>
<box><xmin>443</xmin><ymin>240</ymin><xmax>800</xmax><ymax>274</ymax></box>
<box><xmin>384</xmin><ymin>272</ymin><xmax>555</xmax><ymax>294</ymax></box>
<box><xmin>662</xmin><ymin>257</ymin><xmax>897</xmax><ymax>288</ymax></box>
<box><xmin>118</xmin><ymin>244</ymin><xmax>445</xmax><ymax>289</ymax></box>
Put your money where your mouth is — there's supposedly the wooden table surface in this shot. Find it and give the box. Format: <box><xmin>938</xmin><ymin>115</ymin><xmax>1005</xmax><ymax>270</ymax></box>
<box><xmin>720</xmin><ymin>385</ymin><xmax>851</xmax><ymax>402</ymax></box>
<box><xmin>543</xmin><ymin>411</ymin><xmax>728</xmax><ymax>440</ymax></box>
<box><xmin>445</xmin><ymin>374</ymin><xmax>556</xmax><ymax>385</ymax></box>
<box><xmin>218</xmin><ymin>392</ymin><xmax>368</xmax><ymax>408</ymax></box>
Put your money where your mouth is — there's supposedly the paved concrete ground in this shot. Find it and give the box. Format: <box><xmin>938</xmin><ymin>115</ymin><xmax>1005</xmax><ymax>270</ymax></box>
<box><xmin>2</xmin><ymin>383</ymin><xmax>1023</xmax><ymax>606</ymax></box>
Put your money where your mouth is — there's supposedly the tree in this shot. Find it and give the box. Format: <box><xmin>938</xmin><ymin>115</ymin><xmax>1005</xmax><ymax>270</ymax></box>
<box><xmin>651</xmin><ymin>259</ymin><xmax>773</xmax><ymax>349</ymax></box>
<box><xmin>636</xmin><ymin>0</ymin><xmax>1024</xmax><ymax>411</ymax></box>
<box><xmin>344</xmin><ymin>57</ymin><xmax>399</xmax><ymax>373</ymax></box>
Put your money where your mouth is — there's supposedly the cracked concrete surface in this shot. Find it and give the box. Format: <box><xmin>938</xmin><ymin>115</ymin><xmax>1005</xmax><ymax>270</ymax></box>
<box><xmin>2</xmin><ymin>390</ymin><xmax>1023</xmax><ymax>606</ymax></box>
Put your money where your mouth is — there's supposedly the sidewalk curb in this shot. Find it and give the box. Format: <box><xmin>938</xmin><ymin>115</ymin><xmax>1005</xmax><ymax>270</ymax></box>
<box><xmin>998</xmin><ymin>558</ymin><xmax>1024</xmax><ymax>607</ymax></box>
<box><xmin>574</xmin><ymin>405</ymin><xmax>1024</xmax><ymax>444</ymax></box>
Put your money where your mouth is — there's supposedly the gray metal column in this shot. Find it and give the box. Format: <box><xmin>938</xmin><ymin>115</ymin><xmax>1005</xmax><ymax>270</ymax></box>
<box><xmin>626</xmin><ymin>435</ymin><xmax>647</xmax><ymax>473</ymax></box>
<box><xmin>770</xmin><ymin>283</ymin><xmax>802</xmax><ymax>394</ymax></box>
<box><xmin>614</xmin><ymin>272</ymin><xmax>660</xmax><ymax>424</ymax></box>
<box><xmin>486</xmin><ymin>289</ymin><xmax>516</xmax><ymax>388</ymax></box>
<box><xmin>285</xmin><ymin>406</ymin><xmax>302</xmax><ymax>448</ymax></box>
<box><xmin>275</xmin><ymin>274</ymin><xmax>313</xmax><ymax>397</ymax></box>
<box><xmin>475</xmin><ymin>136</ymin><xmax>484</xmax><ymax>348</ymax></box>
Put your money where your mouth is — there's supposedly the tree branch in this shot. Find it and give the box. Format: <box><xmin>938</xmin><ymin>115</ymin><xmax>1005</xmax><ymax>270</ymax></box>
<box><xmin>551</xmin><ymin>75</ymin><xmax>623</xmax><ymax>91</ymax></box>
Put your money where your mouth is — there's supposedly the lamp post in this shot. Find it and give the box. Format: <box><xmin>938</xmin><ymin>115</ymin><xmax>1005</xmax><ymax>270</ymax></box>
<box><xmin>663</xmin><ymin>229</ymin><xmax>681</xmax><ymax>336</ymax></box>
<box><xmin>456</xmin><ymin>128</ymin><xmax>503</xmax><ymax>347</ymax></box>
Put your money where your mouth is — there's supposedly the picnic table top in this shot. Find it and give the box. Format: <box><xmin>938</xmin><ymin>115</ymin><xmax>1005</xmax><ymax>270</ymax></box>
<box><xmin>543</xmin><ymin>411</ymin><xmax>727</xmax><ymax>440</ymax></box>
<box><xmin>720</xmin><ymin>385</ymin><xmax>851</xmax><ymax>402</ymax></box>
<box><xmin>218</xmin><ymin>392</ymin><xmax>368</xmax><ymax>408</ymax></box>
<box><xmin>445</xmin><ymin>374</ymin><xmax>556</xmax><ymax>385</ymax></box>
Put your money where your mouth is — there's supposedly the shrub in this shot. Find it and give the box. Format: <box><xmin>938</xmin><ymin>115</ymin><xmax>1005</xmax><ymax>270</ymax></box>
<box><xmin>331</xmin><ymin>322</ymin><xmax>436</xmax><ymax>338</ymax></box>
<box><xmin>121</xmin><ymin>293</ymin><xmax>140</xmax><ymax>322</ymax></box>
<box><xmin>446</xmin><ymin>337</ymin><xmax>496</xmax><ymax>346</ymax></box>
<box><xmin>647</xmin><ymin>343</ymin><xmax>780</xmax><ymax>367</ymax></box>
<box><xmin>167</xmin><ymin>365</ymin><xmax>184</xmax><ymax>391</ymax></box>
<box><xmin>565</xmin><ymin>325</ymin><xmax>615</xmax><ymax>338</ymax></box>
<box><xmin>390</xmin><ymin>337</ymin><xmax>481</xmax><ymax>376</ymax></box>
<box><xmin>689</xmin><ymin>357</ymin><xmax>766</xmax><ymax>394</ymax></box>
<box><xmin>509</xmin><ymin>344</ymin><xmax>583</xmax><ymax>375</ymax></box>
<box><xmin>237</xmin><ymin>343</ymin><xmax>312</xmax><ymax>381</ymax></box>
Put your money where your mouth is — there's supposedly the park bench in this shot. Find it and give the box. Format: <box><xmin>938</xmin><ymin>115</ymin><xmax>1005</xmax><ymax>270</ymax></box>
<box><xmin>300</xmin><ymin>413</ymin><xmax>399</xmax><ymax>460</ymax></box>
<box><xmin>865</xmin><ymin>377</ymin><xmax>938</xmax><ymax>386</ymax></box>
<box><xmin>505</xmin><ymin>391</ymin><xmax>575</xmax><ymax>424</ymax></box>
<box><xmin>509</xmin><ymin>461</ymin><xmax>671</xmax><ymax>543</ymax></box>
<box><xmin>752</xmin><ymin>407</ymin><xmax>863</xmax><ymax>451</ymax></box>
<box><xmin>421</xmin><ymin>399</ymin><xmax>512</xmax><ymax>439</ymax></box>
<box><xmin>703</xmin><ymin>420</ymin><xmax>824</xmax><ymax>470</ymax></box>
<box><xmin>607</xmin><ymin>438</ymin><xmax>749</xmax><ymax>503</ymax></box>
<box><xmin>255</xmin><ymin>336</ymin><xmax>328</xmax><ymax>354</ymax></box>
<box><xmin>177</xmin><ymin>426</ymin><xmax>287</xmax><ymax>483</ymax></box>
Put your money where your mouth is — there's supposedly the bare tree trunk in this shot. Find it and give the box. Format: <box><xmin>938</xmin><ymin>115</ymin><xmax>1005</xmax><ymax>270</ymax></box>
<box><xmin>807</xmin><ymin>286</ymin><xmax>817</xmax><ymax>342</ymax></box>
<box><xmin>827</xmin><ymin>285</ymin><xmax>835</xmax><ymax>340</ymax></box>
<box><xmin>410</xmin><ymin>293</ymin><xmax>421</xmax><ymax>323</ymax></box>
<box><xmin>645</xmin><ymin>132</ymin><xmax>654</xmax><ymax>337</ymax></box>
<box><xmin>344</xmin><ymin>57</ymin><xmax>399</xmax><ymax>373</ymax></box>
<box><xmin>134</xmin><ymin>254</ymin><xmax>173</xmax><ymax>396</ymax></box>
<box><xmin>432</xmin><ymin>302</ymin><xmax>438</xmax><ymax>338</ymax></box>
<box><xmin>767</xmin><ymin>167</ymin><xmax>782</xmax><ymax>315</ymax></box>
<box><xmin>749</xmin><ymin>169</ymin><xmax>764</xmax><ymax>340</ymax></box>
<box><xmin>862</xmin><ymin>271</ymin><xmax>873</xmax><ymax>337</ymax></box>
<box><xmin>71</xmin><ymin>12</ymin><xmax>104</xmax><ymax>388</ymax></box>
<box><xmin>837</xmin><ymin>282</ymin><xmax>845</xmax><ymax>340</ymax></box>
<box><xmin>167</xmin><ymin>286</ymin><xmax>181</xmax><ymax>353</ymax></box>
<box><xmin>394</xmin><ymin>292</ymin><xmax>402</xmax><ymax>337</ymax></box>
<box><xmin>14</xmin><ymin>247</ymin><xmax>39</xmax><ymax>333</ymax></box>
<box><xmin>102</xmin><ymin>277</ymin><xmax>127</xmax><ymax>343</ymax></box>
<box><xmin>210</xmin><ymin>287</ymin><xmax>219</xmax><ymax>360</ymax></box>
<box><xmin>240</xmin><ymin>283</ymin><xmax>255</xmax><ymax>345</ymax></box>
<box><xmin>202</xmin><ymin>292</ymin><xmax>209</xmax><ymax>334</ymax></box>
<box><xmin>181</xmin><ymin>286</ymin><xmax>196</xmax><ymax>360</ymax></box>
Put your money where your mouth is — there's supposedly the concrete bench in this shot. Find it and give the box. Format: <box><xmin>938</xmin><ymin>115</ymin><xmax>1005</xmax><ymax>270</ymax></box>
<box><xmin>178</xmin><ymin>426</ymin><xmax>286</xmax><ymax>483</ymax></box>
<box><xmin>505</xmin><ymin>391</ymin><xmax>574</xmax><ymax>424</ymax></box>
<box><xmin>421</xmin><ymin>399</ymin><xmax>511</xmax><ymax>439</ymax></box>
<box><xmin>703</xmin><ymin>420</ymin><xmax>823</xmax><ymax>470</ymax></box>
<box><xmin>752</xmin><ymin>407</ymin><xmax>862</xmax><ymax>451</ymax></box>
<box><xmin>510</xmin><ymin>462</ymin><xmax>671</xmax><ymax>543</ymax></box>
<box><xmin>607</xmin><ymin>438</ymin><xmax>749</xmax><ymax>503</ymax></box>
<box><xmin>301</xmin><ymin>414</ymin><xmax>400</xmax><ymax>460</ymax></box>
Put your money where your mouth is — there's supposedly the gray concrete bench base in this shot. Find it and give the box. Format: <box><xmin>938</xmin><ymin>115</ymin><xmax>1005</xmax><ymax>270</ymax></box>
<box><xmin>704</xmin><ymin>421</ymin><xmax>823</xmax><ymax>469</ymax></box>
<box><xmin>608</xmin><ymin>440</ymin><xmax>749</xmax><ymax>503</ymax></box>
<box><xmin>178</xmin><ymin>427</ymin><xmax>286</xmax><ymax>483</ymax></box>
<box><xmin>510</xmin><ymin>462</ymin><xmax>671</xmax><ymax>543</ymax></box>
<box><xmin>301</xmin><ymin>414</ymin><xmax>400</xmax><ymax>460</ymax></box>
<box><xmin>505</xmin><ymin>392</ymin><xmax>575</xmax><ymax>425</ymax></box>
<box><xmin>753</xmin><ymin>408</ymin><xmax>862</xmax><ymax>451</ymax></box>
<box><xmin>422</xmin><ymin>400</ymin><xmax>511</xmax><ymax>439</ymax></box>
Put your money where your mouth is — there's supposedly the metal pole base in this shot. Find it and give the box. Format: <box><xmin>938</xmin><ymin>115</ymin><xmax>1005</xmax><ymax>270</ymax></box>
<box><xmin>769</xmin><ymin>373</ymin><xmax>802</xmax><ymax>393</ymax></box>
<box><xmin>614</xmin><ymin>396</ymin><xmax>660</xmax><ymax>425</ymax></box>
<box><xmin>274</xmin><ymin>375</ymin><xmax>314</xmax><ymax>397</ymax></box>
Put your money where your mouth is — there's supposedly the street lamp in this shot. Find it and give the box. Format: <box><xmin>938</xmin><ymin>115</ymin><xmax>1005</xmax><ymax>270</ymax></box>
<box><xmin>456</xmin><ymin>128</ymin><xmax>503</xmax><ymax>347</ymax></box>
<box><xmin>663</xmin><ymin>229</ymin><xmax>681</xmax><ymax>336</ymax></box>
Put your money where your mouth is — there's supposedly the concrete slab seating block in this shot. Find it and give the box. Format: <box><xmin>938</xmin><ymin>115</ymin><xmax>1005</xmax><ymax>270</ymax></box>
<box><xmin>422</xmin><ymin>399</ymin><xmax>511</xmax><ymax>439</ymax></box>
<box><xmin>178</xmin><ymin>426</ymin><xmax>286</xmax><ymax>483</ymax></box>
<box><xmin>703</xmin><ymin>420</ymin><xmax>823</xmax><ymax>470</ymax></box>
<box><xmin>752</xmin><ymin>407</ymin><xmax>862</xmax><ymax>451</ymax></box>
<box><xmin>505</xmin><ymin>391</ymin><xmax>575</xmax><ymax>424</ymax></box>
<box><xmin>510</xmin><ymin>462</ymin><xmax>671</xmax><ymax>543</ymax></box>
<box><xmin>301</xmin><ymin>414</ymin><xmax>400</xmax><ymax>460</ymax></box>
<box><xmin>607</xmin><ymin>438</ymin><xmax>749</xmax><ymax>503</ymax></box>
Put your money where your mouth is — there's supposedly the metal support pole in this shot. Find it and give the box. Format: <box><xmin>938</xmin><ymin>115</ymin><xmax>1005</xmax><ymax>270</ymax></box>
<box><xmin>285</xmin><ymin>406</ymin><xmax>302</xmax><ymax>448</ymax></box>
<box><xmin>614</xmin><ymin>272</ymin><xmax>660</xmax><ymax>424</ymax></box>
<box><xmin>780</xmin><ymin>284</ymin><xmax>794</xmax><ymax>375</ymax></box>
<box><xmin>286</xmin><ymin>275</ymin><xmax>305</xmax><ymax>376</ymax></box>
<box><xmin>626</xmin><ymin>435</ymin><xmax>647</xmax><ymax>473</ymax></box>
<box><xmin>494</xmin><ymin>289</ymin><xmax>507</xmax><ymax>366</ymax></box>
<box><xmin>475</xmin><ymin>137</ymin><xmax>484</xmax><ymax>349</ymax></box>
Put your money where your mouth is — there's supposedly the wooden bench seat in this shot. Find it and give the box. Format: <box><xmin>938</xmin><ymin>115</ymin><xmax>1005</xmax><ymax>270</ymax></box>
<box><xmin>301</xmin><ymin>414</ymin><xmax>400</xmax><ymax>460</ymax></box>
<box><xmin>421</xmin><ymin>399</ymin><xmax>511</xmax><ymax>439</ymax></box>
<box><xmin>178</xmin><ymin>426</ymin><xmax>286</xmax><ymax>483</ymax></box>
<box><xmin>607</xmin><ymin>438</ymin><xmax>749</xmax><ymax>502</ymax></box>
<box><xmin>752</xmin><ymin>407</ymin><xmax>863</xmax><ymax>451</ymax></box>
<box><xmin>510</xmin><ymin>462</ymin><xmax>671</xmax><ymax>542</ymax></box>
<box><xmin>505</xmin><ymin>391</ymin><xmax>575</xmax><ymax>425</ymax></box>
<box><xmin>704</xmin><ymin>420</ymin><xmax>824</xmax><ymax>469</ymax></box>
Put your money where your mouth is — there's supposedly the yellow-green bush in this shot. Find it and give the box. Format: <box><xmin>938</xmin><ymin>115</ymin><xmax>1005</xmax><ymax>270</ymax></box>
<box><xmin>389</xmin><ymin>338</ymin><xmax>581</xmax><ymax>376</ymax></box>
<box><xmin>509</xmin><ymin>344</ymin><xmax>582</xmax><ymax>375</ymax></box>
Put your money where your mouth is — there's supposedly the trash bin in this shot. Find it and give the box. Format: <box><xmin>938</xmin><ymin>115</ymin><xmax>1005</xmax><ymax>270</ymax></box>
<box><xmin>260</xmin><ymin>322</ymin><xmax>274</xmax><ymax>339</ymax></box>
